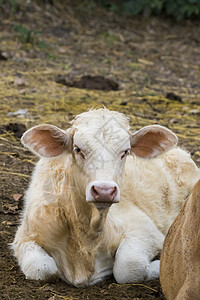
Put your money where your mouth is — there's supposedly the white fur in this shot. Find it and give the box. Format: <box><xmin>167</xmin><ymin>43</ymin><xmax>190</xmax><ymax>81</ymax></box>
<box><xmin>113</xmin><ymin>212</ymin><xmax>164</xmax><ymax>283</ymax></box>
<box><xmin>12</xmin><ymin>241</ymin><xmax>58</xmax><ymax>280</ymax></box>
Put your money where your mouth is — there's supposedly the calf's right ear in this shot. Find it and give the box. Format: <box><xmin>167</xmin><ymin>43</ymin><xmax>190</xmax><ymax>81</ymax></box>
<box><xmin>21</xmin><ymin>124</ymin><xmax>73</xmax><ymax>157</ymax></box>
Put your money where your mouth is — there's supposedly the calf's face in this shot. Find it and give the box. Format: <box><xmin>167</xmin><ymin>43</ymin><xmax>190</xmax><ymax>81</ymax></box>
<box><xmin>21</xmin><ymin>110</ymin><xmax>177</xmax><ymax>208</ymax></box>
<box><xmin>73</xmin><ymin>120</ymin><xmax>131</xmax><ymax>208</ymax></box>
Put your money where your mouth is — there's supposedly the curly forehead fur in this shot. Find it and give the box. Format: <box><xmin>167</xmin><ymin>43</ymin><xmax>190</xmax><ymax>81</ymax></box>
<box><xmin>71</xmin><ymin>108</ymin><xmax>130</xmax><ymax>131</ymax></box>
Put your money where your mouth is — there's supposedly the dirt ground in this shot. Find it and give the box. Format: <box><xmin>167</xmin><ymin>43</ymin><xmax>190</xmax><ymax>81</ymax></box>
<box><xmin>0</xmin><ymin>2</ymin><xmax>200</xmax><ymax>299</ymax></box>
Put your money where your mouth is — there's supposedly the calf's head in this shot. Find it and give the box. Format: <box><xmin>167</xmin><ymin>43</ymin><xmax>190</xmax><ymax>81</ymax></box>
<box><xmin>21</xmin><ymin>109</ymin><xmax>178</xmax><ymax>208</ymax></box>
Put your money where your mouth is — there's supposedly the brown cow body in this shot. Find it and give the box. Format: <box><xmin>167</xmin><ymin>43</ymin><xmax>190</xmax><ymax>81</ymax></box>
<box><xmin>160</xmin><ymin>179</ymin><xmax>200</xmax><ymax>300</ymax></box>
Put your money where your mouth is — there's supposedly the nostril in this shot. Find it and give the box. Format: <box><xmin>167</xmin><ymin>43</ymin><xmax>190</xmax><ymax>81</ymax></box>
<box><xmin>111</xmin><ymin>186</ymin><xmax>117</xmax><ymax>198</ymax></box>
<box><xmin>91</xmin><ymin>185</ymin><xmax>99</xmax><ymax>197</ymax></box>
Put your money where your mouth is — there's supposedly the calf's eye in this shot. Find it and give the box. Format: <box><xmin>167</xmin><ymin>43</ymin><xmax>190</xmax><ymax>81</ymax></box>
<box><xmin>121</xmin><ymin>149</ymin><xmax>130</xmax><ymax>160</ymax></box>
<box><xmin>73</xmin><ymin>145</ymin><xmax>85</xmax><ymax>159</ymax></box>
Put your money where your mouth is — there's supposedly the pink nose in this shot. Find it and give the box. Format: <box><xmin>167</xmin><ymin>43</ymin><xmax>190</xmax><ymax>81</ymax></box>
<box><xmin>91</xmin><ymin>184</ymin><xmax>118</xmax><ymax>203</ymax></box>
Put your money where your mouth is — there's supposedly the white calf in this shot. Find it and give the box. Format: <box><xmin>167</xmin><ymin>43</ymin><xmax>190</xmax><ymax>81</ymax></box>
<box><xmin>12</xmin><ymin>108</ymin><xmax>200</xmax><ymax>287</ymax></box>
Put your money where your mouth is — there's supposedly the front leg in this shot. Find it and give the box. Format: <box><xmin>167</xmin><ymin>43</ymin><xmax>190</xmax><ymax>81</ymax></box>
<box><xmin>113</xmin><ymin>233</ymin><xmax>164</xmax><ymax>283</ymax></box>
<box><xmin>12</xmin><ymin>225</ymin><xmax>58</xmax><ymax>281</ymax></box>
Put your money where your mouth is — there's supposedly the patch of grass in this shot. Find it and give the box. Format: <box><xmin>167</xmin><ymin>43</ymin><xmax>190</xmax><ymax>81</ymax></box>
<box><xmin>130</xmin><ymin>62</ymin><xmax>142</xmax><ymax>70</ymax></box>
<box><xmin>0</xmin><ymin>0</ymin><xmax>19</xmax><ymax>13</ymax></box>
<box><xmin>99</xmin><ymin>31</ymin><xmax>119</xmax><ymax>46</ymax></box>
<box><xmin>13</xmin><ymin>24</ymin><xmax>47</xmax><ymax>48</ymax></box>
<box><xmin>64</xmin><ymin>62</ymin><xmax>71</xmax><ymax>70</ymax></box>
<box><xmin>46</xmin><ymin>53</ymin><xmax>57</xmax><ymax>60</ymax></box>
<box><xmin>90</xmin><ymin>0</ymin><xmax>200</xmax><ymax>20</ymax></box>
<box><xmin>102</xmin><ymin>57</ymin><xmax>112</xmax><ymax>64</ymax></box>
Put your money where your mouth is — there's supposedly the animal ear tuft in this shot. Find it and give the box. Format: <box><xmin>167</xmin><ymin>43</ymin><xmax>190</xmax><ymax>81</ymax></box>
<box><xmin>130</xmin><ymin>125</ymin><xmax>178</xmax><ymax>159</ymax></box>
<box><xmin>21</xmin><ymin>124</ymin><xmax>72</xmax><ymax>157</ymax></box>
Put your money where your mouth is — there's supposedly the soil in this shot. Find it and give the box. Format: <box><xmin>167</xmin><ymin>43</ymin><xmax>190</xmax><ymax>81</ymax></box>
<box><xmin>0</xmin><ymin>2</ymin><xmax>200</xmax><ymax>299</ymax></box>
<box><xmin>56</xmin><ymin>75</ymin><xmax>119</xmax><ymax>91</ymax></box>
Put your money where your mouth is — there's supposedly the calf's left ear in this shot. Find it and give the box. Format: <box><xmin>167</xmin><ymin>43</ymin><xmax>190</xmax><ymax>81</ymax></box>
<box><xmin>21</xmin><ymin>124</ymin><xmax>73</xmax><ymax>157</ymax></box>
<box><xmin>130</xmin><ymin>125</ymin><xmax>178</xmax><ymax>159</ymax></box>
